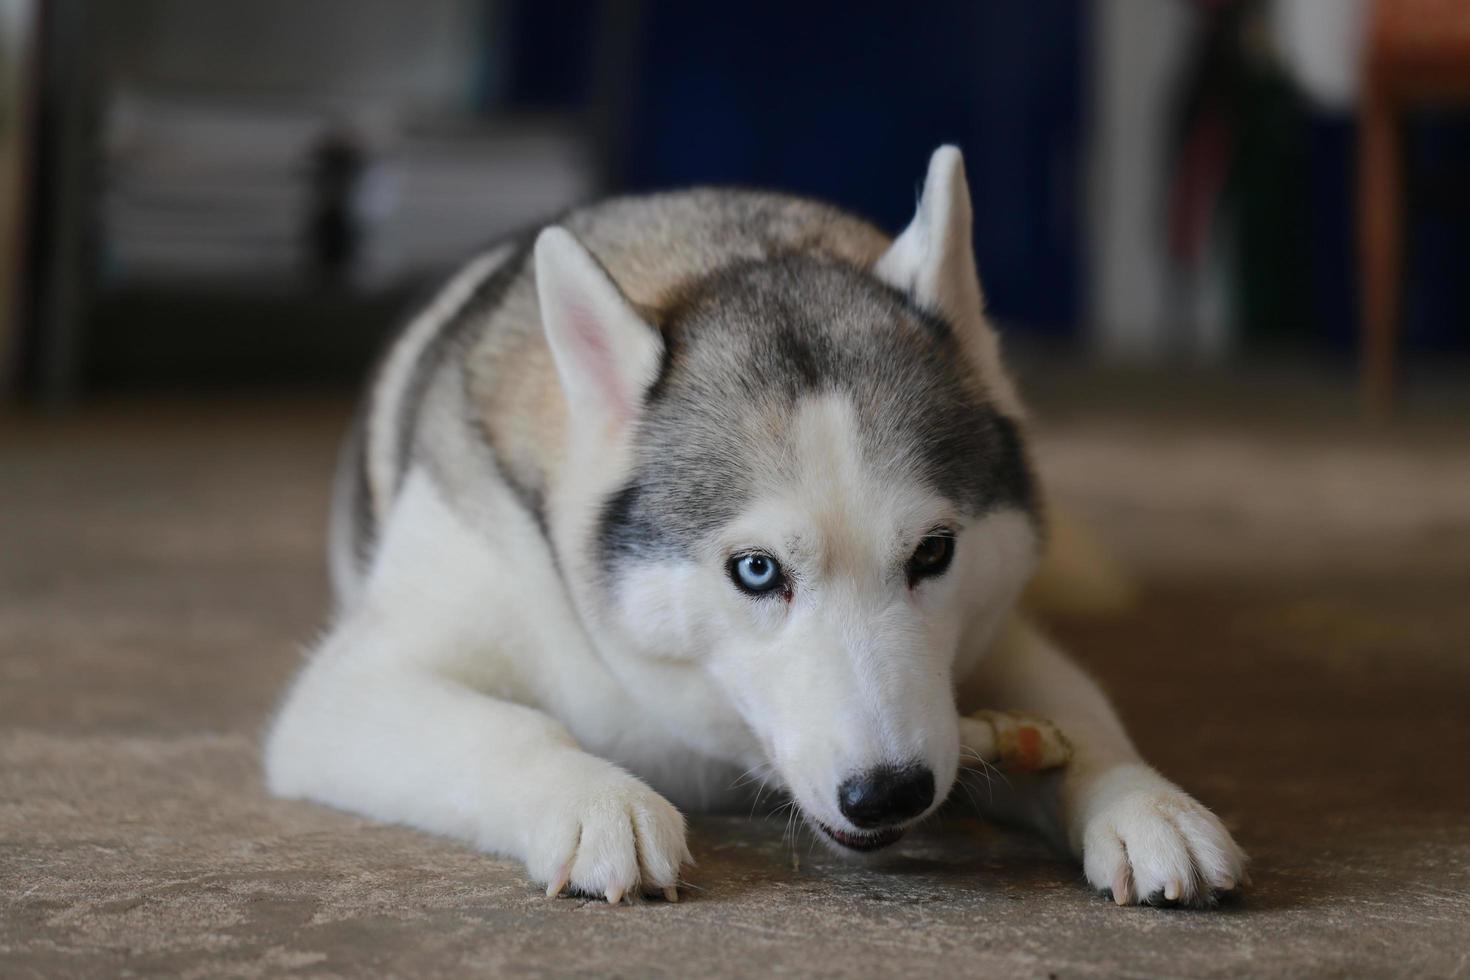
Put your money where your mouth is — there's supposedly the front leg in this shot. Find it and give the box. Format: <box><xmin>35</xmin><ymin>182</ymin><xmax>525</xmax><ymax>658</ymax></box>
<box><xmin>958</xmin><ymin>616</ymin><xmax>1247</xmax><ymax>907</ymax></box>
<box><xmin>265</xmin><ymin>608</ymin><xmax>690</xmax><ymax>903</ymax></box>
<box><xmin>266</xmin><ymin>473</ymin><xmax>690</xmax><ymax>903</ymax></box>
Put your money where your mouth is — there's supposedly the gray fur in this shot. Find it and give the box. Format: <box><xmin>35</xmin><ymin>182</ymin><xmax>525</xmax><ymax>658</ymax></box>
<box><xmin>326</xmin><ymin>402</ymin><xmax>373</xmax><ymax>604</ymax></box>
<box><xmin>341</xmin><ymin>188</ymin><xmax>1034</xmax><ymax>589</ymax></box>
<box><xmin>395</xmin><ymin>236</ymin><xmax>534</xmax><ymax>498</ymax></box>
<box><xmin>599</xmin><ymin>254</ymin><xmax>1035</xmax><ymax>572</ymax></box>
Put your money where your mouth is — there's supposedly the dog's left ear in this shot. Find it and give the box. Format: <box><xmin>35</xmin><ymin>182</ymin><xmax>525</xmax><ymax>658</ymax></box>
<box><xmin>875</xmin><ymin>145</ymin><xmax>985</xmax><ymax>326</ymax></box>
<box><xmin>535</xmin><ymin>226</ymin><xmax>663</xmax><ymax>431</ymax></box>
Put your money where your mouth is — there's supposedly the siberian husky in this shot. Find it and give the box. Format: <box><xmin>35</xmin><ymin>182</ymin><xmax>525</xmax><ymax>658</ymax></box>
<box><xmin>265</xmin><ymin>147</ymin><xmax>1246</xmax><ymax>906</ymax></box>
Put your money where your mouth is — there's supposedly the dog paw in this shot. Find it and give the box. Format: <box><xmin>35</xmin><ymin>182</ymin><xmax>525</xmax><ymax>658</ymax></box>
<box><xmin>1079</xmin><ymin>766</ymin><xmax>1247</xmax><ymax>908</ymax></box>
<box><xmin>959</xmin><ymin>710</ymin><xmax>1072</xmax><ymax>772</ymax></box>
<box><xmin>529</xmin><ymin>768</ymin><xmax>691</xmax><ymax>904</ymax></box>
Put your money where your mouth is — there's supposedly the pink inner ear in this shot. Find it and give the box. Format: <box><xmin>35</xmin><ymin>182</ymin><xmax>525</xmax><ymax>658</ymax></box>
<box><xmin>565</xmin><ymin>301</ymin><xmax>628</xmax><ymax>421</ymax></box>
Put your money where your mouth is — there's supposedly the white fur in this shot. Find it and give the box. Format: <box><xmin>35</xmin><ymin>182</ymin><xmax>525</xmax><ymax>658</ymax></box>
<box><xmin>268</xmin><ymin>472</ymin><xmax>707</xmax><ymax>902</ymax></box>
<box><xmin>606</xmin><ymin>394</ymin><xmax>981</xmax><ymax>836</ymax></box>
<box><xmin>267</xmin><ymin>146</ymin><xmax>1247</xmax><ymax>906</ymax></box>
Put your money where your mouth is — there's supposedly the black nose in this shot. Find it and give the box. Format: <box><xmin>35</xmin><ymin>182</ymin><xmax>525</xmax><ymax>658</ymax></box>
<box><xmin>837</xmin><ymin>764</ymin><xmax>935</xmax><ymax>828</ymax></box>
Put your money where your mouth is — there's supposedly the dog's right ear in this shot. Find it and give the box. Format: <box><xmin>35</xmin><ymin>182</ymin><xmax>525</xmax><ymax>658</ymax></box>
<box><xmin>874</xmin><ymin>145</ymin><xmax>984</xmax><ymax>326</ymax></box>
<box><xmin>876</xmin><ymin>146</ymin><xmax>1024</xmax><ymax>417</ymax></box>
<box><xmin>535</xmin><ymin>226</ymin><xmax>663</xmax><ymax>431</ymax></box>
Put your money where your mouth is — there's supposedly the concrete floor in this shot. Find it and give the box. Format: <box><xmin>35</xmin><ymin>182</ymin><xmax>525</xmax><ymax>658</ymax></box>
<box><xmin>3</xmin><ymin>384</ymin><xmax>1469</xmax><ymax>978</ymax></box>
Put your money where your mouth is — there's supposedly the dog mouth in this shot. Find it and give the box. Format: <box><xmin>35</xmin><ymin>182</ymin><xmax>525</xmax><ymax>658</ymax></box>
<box><xmin>815</xmin><ymin>821</ymin><xmax>906</xmax><ymax>852</ymax></box>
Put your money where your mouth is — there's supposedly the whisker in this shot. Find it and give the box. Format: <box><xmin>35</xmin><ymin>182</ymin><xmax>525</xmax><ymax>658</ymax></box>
<box><xmin>728</xmin><ymin>765</ymin><xmax>765</xmax><ymax>792</ymax></box>
<box><xmin>746</xmin><ymin>768</ymin><xmax>775</xmax><ymax>818</ymax></box>
<box><xmin>958</xmin><ymin>769</ymin><xmax>993</xmax><ymax>816</ymax></box>
<box><xmin>756</xmin><ymin>773</ymin><xmax>778</xmax><ymax>808</ymax></box>
<box><xmin>766</xmin><ymin>799</ymin><xmax>798</xmax><ymax>820</ymax></box>
<box><xmin>959</xmin><ymin>767</ymin><xmax>999</xmax><ymax>808</ymax></box>
<box><xmin>959</xmin><ymin>751</ymin><xmax>1011</xmax><ymax>795</ymax></box>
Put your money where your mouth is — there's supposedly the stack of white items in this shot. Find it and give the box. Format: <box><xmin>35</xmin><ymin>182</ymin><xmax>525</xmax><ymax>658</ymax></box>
<box><xmin>103</xmin><ymin>92</ymin><xmax>595</xmax><ymax>289</ymax></box>
<box><xmin>361</xmin><ymin>121</ymin><xmax>594</xmax><ymax>285</ymax></box>
<box><xmin>103</xmin><ymin>93</ymin><xmax>321</xmax><ymax>284</ymax></box>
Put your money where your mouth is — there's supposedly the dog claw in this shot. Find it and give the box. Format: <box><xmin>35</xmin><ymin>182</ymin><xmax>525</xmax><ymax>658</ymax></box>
<box><xmin>663</xmin><ymin>886</ymin><xmax>679</xmax><ymax>903</ymax></box>
<box><xmin>1112</xmin><ymin>867</ymin><xmax>1131</xmax><ymax>906</ymax></box>
<box><xmin>1163</xmin><ymin>879</ymin><xmax>1180</xmax><ymax>902</ymax></box>
<box><xmin>545</xmin><ymin>861</ymin><xmax>572</xmax><ymax>898</ymax></box>
<box><xmin>605</xmin><ymin>886</ymin><xmax>625</xmax><ymax>905</ymax></box>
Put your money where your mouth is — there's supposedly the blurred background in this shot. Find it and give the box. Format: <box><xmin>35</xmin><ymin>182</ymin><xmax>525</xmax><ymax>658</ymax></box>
<box><xmin>3</xmin><ymin>5</ymin><xmax>1470</xmax><ymax>973</ymax></box>
<box><xmin>1</xmin><ymin>0</ymin><xmax>1467</xmax><ymax>407</ymax></box>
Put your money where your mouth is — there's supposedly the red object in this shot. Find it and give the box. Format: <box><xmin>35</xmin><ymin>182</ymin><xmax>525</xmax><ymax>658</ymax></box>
<box><xmin>1358</xmin><ymin>0</ymin><xmax>1470</xmax><ymax>417</ymax></box>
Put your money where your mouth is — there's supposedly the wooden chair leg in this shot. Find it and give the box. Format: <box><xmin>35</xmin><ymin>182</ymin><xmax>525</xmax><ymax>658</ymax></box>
<box><xmin>1358</xmin><ymin>87</ymin><xmax>1402</xmax><ymax>421</ymax></box>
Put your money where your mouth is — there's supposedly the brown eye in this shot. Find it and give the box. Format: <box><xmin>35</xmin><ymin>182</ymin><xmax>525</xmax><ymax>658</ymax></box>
<box><xmin>907</xmin><ymin>532</ymin><xmax>955</xmax><ymax>585</ymax></box>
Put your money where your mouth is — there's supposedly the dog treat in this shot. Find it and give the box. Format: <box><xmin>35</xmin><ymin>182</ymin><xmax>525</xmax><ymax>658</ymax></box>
<box><xmin>958</xmin><ymin>711</ymin><xmax>1072</xmax><ymax>773</ymax></box>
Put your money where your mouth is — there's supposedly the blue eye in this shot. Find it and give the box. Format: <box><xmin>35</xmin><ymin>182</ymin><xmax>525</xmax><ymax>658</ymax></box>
<box><xmin>729</xmin><ymin>553</ymin><xmax>784</xmax><ymax>595</ymax></box>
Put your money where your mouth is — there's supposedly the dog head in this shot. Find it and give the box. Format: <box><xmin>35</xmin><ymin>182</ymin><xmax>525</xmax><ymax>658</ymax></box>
<box><xmin>536</xmin><ymin>147</ymin><xmax>1041</xmax><ymax>851</ymax></box>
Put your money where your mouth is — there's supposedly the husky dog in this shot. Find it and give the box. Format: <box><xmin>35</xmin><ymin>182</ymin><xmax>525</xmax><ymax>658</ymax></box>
<box><xmin>265</xmin><ymin>147</ymin><xmax>1246</xmax><ymax>907</ymax></box>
